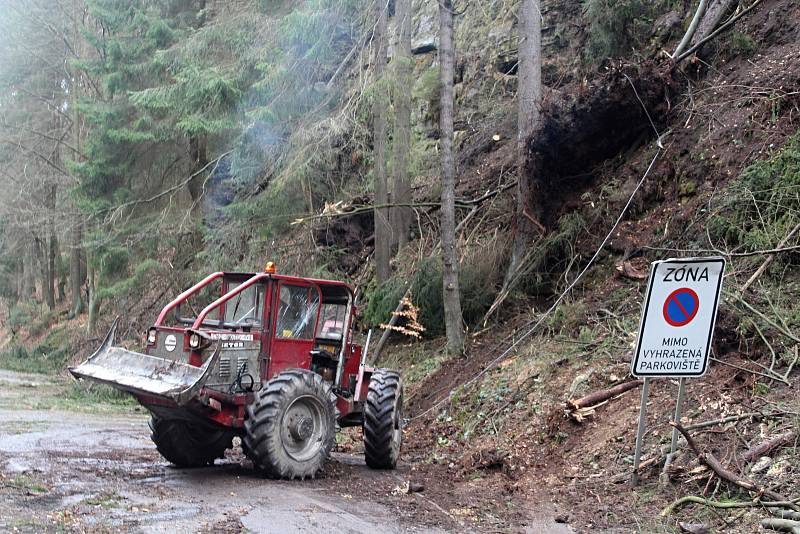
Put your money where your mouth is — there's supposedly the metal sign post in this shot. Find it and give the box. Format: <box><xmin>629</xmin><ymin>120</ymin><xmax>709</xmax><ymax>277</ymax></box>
<box><xmin>669</xmin><ymin>377</ymin><xmax>686</xmax><ymax>453</ymax></box>
<box><xmin>630</xmin><ymin>257</ymin><xmax>725</xmax><ymax>485</ymax></box>
<box><xmin>631</xmin><ymin>377</ymin><xmax>650</xmax><ymax>486</ymax></box>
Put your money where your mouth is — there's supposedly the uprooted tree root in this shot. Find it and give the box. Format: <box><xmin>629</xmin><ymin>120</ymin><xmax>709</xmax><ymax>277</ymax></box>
<box><xmin>524</xmin><ymin>61</ymin><xmax>680</xmax><ymax>228</ymax></box>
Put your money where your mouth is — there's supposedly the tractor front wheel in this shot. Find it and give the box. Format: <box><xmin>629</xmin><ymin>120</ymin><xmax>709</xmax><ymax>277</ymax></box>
<box><xmin>244</xmin><ymin>369</ymin><xmax>335</xmax><ymax>479</ymax></box>
<box><xmin>363</xmin><ymin>369</ymin><xmax>403</xmax><ymax>469</ymax></box>
<box><xmin>149</xmin><ymin>416</ymin><xmax>233</xmax><ymax>467</ymax></box>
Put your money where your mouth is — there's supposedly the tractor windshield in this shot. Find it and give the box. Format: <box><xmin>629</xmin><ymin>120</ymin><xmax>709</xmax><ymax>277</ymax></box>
<box><xmin>175</xmin><ymin>278</ymin><xmax>264</xmax><ymax>329</ymax></box>
<box><xmin>223</xmin><ymin>282</ymin><xmax>264</xmax><ymax>327</ymax></box>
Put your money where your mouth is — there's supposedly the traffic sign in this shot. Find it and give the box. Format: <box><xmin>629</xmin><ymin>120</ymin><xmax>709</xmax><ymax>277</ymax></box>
<box><xmin>631</xmin><ymin>257</ymin><xmax>725</xmax><ymax>377</ymax></box>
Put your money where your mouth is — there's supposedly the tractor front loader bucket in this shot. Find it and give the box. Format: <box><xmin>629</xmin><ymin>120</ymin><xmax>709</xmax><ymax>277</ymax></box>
<box><xmin>69</xmin><ymin>319</ymin><xmax>220</xmax><ymax>405</ymax></box>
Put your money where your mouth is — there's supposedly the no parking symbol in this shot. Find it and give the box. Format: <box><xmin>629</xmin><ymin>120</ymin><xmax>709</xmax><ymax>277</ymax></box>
<box><xmin>632</xmin><ymin>258</ymin><xmax>725</xmax><ymax>378</ymax></box>
<box><xmin>663</xmin><ymin>288</ymin><xmax>699</xmax><ymax>327</ymax></box>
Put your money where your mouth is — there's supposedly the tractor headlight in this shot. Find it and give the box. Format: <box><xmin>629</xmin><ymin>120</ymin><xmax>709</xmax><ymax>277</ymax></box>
<box><xmin>189</xmin><ymin>332</ymin><xmax>201</xmax><ymax>349</ymax></box>
<box><xmin>147</xmin><ymin>328</ymin><xmax>157</xmax><ymax>345</ymax></box>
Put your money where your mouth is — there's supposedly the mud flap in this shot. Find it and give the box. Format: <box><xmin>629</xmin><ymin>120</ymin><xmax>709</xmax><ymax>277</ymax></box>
<box><xmin>69</xmin><ymin>319</ymin><xmax>220</xmax><ymax>406</ymax></box>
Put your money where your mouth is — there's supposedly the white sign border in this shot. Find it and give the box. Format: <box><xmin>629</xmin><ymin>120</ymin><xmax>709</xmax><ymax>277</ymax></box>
<box><xmin>631</xmin><ymin>256</ymin><xmax>726</xmax><ymax>378</ymax></box>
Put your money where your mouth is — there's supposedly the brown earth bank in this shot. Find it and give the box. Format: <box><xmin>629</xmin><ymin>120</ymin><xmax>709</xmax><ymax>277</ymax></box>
<box><xmin>384</xmin><ymin>1</ymin><xmax>800</xmax><ymax>532</ymax></box>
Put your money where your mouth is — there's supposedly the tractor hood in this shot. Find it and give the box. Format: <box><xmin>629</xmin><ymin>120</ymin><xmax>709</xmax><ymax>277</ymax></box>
<box><xmin>69</xmin><ymin>319</ymin><xmax>220</xmax><ymax>405</ymax></box>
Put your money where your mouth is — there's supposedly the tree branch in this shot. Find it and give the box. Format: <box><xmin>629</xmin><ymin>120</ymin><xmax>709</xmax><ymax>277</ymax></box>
<box><xmin>671</xmin><ymin>422</ymin><xmax>798</xmax><ymax>509</ymax></box>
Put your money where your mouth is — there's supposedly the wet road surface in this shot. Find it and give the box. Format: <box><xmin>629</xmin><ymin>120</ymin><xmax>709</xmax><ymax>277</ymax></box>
<box><xmin>0</xmin><ymin>370</ymin><xmax>432</xmax><ymax>533</ymax></box>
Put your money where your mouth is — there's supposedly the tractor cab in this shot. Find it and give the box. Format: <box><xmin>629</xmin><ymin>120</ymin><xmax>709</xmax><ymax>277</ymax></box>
<box><xmin>143</xmin><ymin>268</ymin><xmax>362</xmax><ymax>400</ymax></box>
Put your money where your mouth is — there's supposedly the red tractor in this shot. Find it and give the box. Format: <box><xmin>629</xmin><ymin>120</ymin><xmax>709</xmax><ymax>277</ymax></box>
<box><xmin>70</xmin><ymin>265</ymin><xmax>403</xmax><ymax>479</ymax></box>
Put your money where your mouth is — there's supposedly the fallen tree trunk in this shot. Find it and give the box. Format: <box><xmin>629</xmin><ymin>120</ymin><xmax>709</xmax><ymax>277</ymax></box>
<box><xmin>672</xmin><ymin>0</ymin><xmax>708</xmax><ymax>58</ymax></box>
<box><xmin>777</xmin><ymin>511</ymin><xmax>800</xmax><ymax>522</ymax></box>
<box><xmin>675</xmin><ymin>0</ymin><xmax>763</xmax><ymax>63</ymax></box>
<box><xmin>742</xmin><ymin>431</ymin><xmax>797</xmax><ymax>463</ymax></box>
<box><xmin>567</xmin><ymin>379</ymin><xmax>643</xmax><ymax>410</ymax></box>
<box><xmin>691</xmin><ymin>0</ymin><xmax>738</xmax><ymax>46</ymax></box>
<box><xmin>742</xmin><ymin>223</ymin><xmax>800</xmax><ymax>292</ymax></box>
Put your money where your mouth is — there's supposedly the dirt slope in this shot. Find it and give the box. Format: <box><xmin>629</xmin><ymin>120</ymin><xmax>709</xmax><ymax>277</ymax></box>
<box><xmin>392</xmin><ymin>1</ymin><xmax>800</xmax><ymax>532</ymax></box>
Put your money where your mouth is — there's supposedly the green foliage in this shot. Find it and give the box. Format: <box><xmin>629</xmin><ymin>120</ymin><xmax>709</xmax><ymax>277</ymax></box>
<box><xmin>7</xmin><ymin>302</ymin><xmax>36</xmax><ymax>333</ymax></box>
<box><xmin>378</xmin><ymin>344</ymin><xmax>447</xmax><ymax>386</ymax></box>
<box><xmin>547</xmin><ymin>300</ymin><xmax>589</xmax><ymax>335</ymax></box>
<box><xmin>0</xmin><ymin>243</ymin><xmax>18</xmax><ymax>301</ymax></box>
<box><xmin>209</xmin><ymin>179</ymin><xmax>307</xmax><ymax>259</ymax></box>
<box><xmin>129</xmin><ymin>20</ymin><xmax>253</xmax><ymax>137</ymax></box>
<box><xmin>0</xmin><ymin>327</ymin><xmax>70</xmax><ymax>374</ymax></box>
<box><xmin>247</xmin><ymin>0</ymin><xmax>353</xmax><ymax>128</ymax></box>
<box><xmin>581</xmin><ymin>0</ymin><xmax>657</xmax><ymax>63</ymax></box>
<box><xmin>97</xmin><ymin>259</ymin><xmax>160</xmax><ymax>300</ymax></box>
<box><xmin>28</xmin><ymin>312</ymin><xmax>56</xmax><ymax>338</ymax></box>
<box><xmin>408</xmin><ymin>258</ymin><xmax>446</xmax><ymax>337</ymax></box>
<box><xmin>413</xmin><ymin>67</ymin><xmax>441</xmax><ymax>125</ymax></box>
<box><xmin>363</xmin><ymin>248</ymin><xmax>503</xmax><ymax>337</ymax></box>
<box><xmin>519</xmin><ymin>212</ymin><xmax>588</xmax><ymax>294</ymax></box>
<box><xmin>709</xmin><ymin>136</ymin><xmax>800</xmax><ymax>264</ymax></box>
<box><xmin>729</xmin><ymin>31</ymin><xmax>758</xmax><ymax>57</ymax></box>
<box><xmin>72</xmin><ymin>2</ymin><xmax>176</xmax><ymax>190</ymax></box>
<box><xmin>258</xmin><ymin>0</ymin><xmax>289</xmax><ymax>11</ymax></box>
<box><xmin>97</xmin><ymin>246</ymin><xmax>130</xmax><ymax>280</ymax></box>
<box><xmin>67</xmin><ymin>102</ymin><xmax>147</xmax><ymax>198</ymax></box>
<box><xmin>362</xmin><ymin>276</ymin><xmax>407</xmax><ymax>332</ymax></box>
<box><xmin>65</xmin><ymin>382</ymin><xmax>135</xmax><ymax>407</ymax></box>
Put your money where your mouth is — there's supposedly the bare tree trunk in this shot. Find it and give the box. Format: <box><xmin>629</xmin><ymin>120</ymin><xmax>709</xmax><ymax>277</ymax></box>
<box><xmin>53</xmin><ymin>233</ymin><xmax>66</xmax><ymax>302</ymax></box>
<box><xmin>87</xmin><ymin>250</ymin><xmax>99</xmax><ymax>334</ymax></box>
<box><xmin>438</xmin><ymin>0</ymin><xmax>464</xmax><ymax>355</ymax></box>
<box><xmin>373</xmin><ymin>0</ymin><xmax>391</xmax><ymax>283</ymax></box>
<box><xmin>14</xmin><ymin>255</ymin><xmax>22</xmax><ymax>302</ymax></box>
<box><xmin>691</xmin><ymin>0</ymin><xmax>738</xmax><ymax>45</ymax></box>
<box><xmin>504</xmin><ymin>0</ymin><xmax>542</xmax><ymax>287</ymax></box>
<box><xmin>391</xmin><ymin>0</ymin><xmax>413</xmax><ymax>249</ymax></box>
<box><xmin>188</xmin><ymin>134</ymin><xmax>209</xmax><ymax>204</ymax></box>
<box><xmin>673</xmin><ymin>0</ymin><xmax>708</xmax><ymax>58</ymax></box>
<box><xmin>45</xmin><ymin>185</ymin><xmax>57</xmax><ymax>310</ymax></box>
<box><xmin>69</xmin><ymin>222</ymin><xmax>84</xmax><ymax>317</ymax></box>
<box><xmin>34</xmin><ymin>234</ymin><xmax>55</xmax><ymax>309</ymax></box>
<box><xmin>22</xmin><ymin>243</ymin><xmax>35</xmax><ymax>298</ymax></box>
<box><xmin>69</xmin><ymin>0</ymin><xmax>84</xmax><ymax>317</ymax></box>
<box><xmin>48</xmin><ymin>233</ymin><xmax>56</xmax><ymax>308</ymax></box>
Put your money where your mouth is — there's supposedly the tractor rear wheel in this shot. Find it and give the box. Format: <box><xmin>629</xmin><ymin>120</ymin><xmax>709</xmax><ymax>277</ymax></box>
<box><xmin>363</xmin><ymin>369</ymin><xmax>403</xmax><ymax>469</ymax></box>
<box><xmin>149</xmin><ymin>416</ymin><xmax>233</xmax><ymax>467</ymax></box>
<box><xmin>244</xmin><ymin>369</ymin><xmax>335</xmax><ymax>479</ymax></box>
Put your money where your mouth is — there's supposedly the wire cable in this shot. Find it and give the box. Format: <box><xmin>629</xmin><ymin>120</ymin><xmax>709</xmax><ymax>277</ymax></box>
<box><xmin>409</xmin><ymin>75</ymin><xmax>669</xmax><ymax>421</ymax></box>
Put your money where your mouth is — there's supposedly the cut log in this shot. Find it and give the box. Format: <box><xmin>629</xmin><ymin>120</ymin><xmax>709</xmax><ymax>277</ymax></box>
<box><xmin>567</xmin><ymin>379</ymin><xmax>643</xmax><ymax>410</ymax></box>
